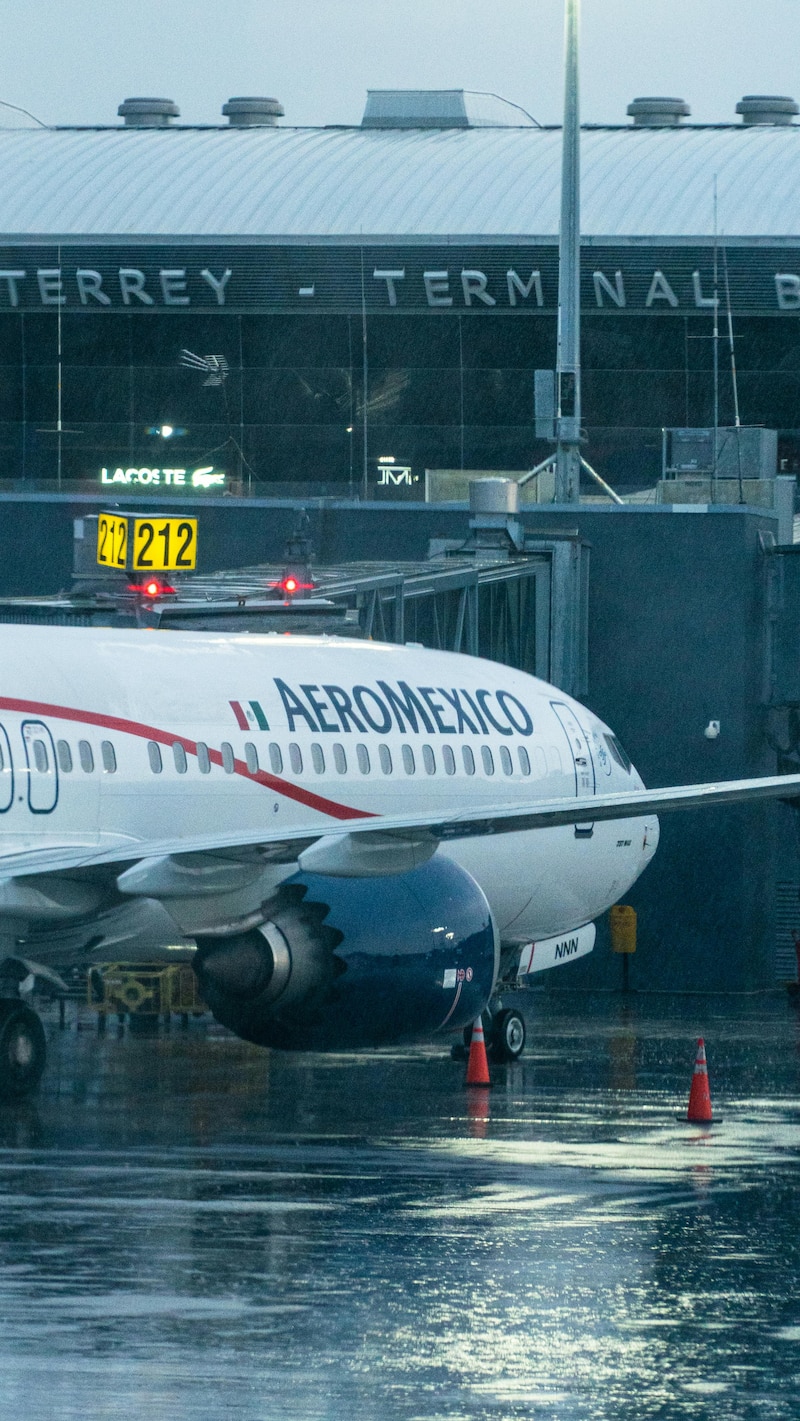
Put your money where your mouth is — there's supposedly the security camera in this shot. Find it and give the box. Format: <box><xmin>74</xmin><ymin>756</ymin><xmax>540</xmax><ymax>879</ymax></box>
<box><xmin>704</xmin><ymin>720</ymin><xmax>721</xmax><ymax>740</ymax></box>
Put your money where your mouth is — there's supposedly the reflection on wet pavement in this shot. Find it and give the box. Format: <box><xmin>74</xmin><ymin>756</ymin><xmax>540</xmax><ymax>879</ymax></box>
<box><xmin>2</xmin><ymin>993</ymin><xmax>800</xmax><ymax>1419</ymax></box>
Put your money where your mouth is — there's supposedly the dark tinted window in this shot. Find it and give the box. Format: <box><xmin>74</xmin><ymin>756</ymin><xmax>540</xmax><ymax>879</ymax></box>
<box><xmin>605</xmin><ymin>733</ymin><xmax>632</xmax><ymax>773</ymax></box>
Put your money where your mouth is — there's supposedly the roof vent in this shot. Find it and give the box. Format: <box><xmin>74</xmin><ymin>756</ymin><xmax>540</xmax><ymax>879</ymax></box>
<box><xmin>626</xmin><ymin>97</ymin><xmax>690</xmax><ymax>127</ymax></box>
<box><xmin>222</xmin><ymin>96</ymin><xmax>284</xmax><ymax>126</ymax></box>
<box><xmin>361</xmin><ymin>89</ymin><xmax>535</xmax><ymax>129</ymax></box>
<box><xmin>735</xmin><ymin>94</ymin><xmax>798</xmax><ymax>125</ymax></box>
<box><xmin>118</xmin><ymin>97</ymin><xmax>180</xmax><ymax>128</ymax></box>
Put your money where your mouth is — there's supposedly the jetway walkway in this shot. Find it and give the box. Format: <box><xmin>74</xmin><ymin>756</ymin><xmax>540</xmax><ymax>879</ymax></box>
<box><xmin>0</xmin><ymin>521</ymin><xmax>590</xmax><ymax>697</ymax></box>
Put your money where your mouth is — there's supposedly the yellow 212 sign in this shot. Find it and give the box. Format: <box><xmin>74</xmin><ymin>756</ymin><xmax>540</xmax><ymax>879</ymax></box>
<box><xmin>97</xmin><ymin>514</ymin><xmax>197</xmax><ymax>571</ymax></box>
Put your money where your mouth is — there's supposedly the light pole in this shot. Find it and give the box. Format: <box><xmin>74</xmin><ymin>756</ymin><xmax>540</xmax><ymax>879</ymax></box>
<box><xmin>555</xmin><ymin>0</ymin><xmax>582</xmax><ymax>503</ymax></box>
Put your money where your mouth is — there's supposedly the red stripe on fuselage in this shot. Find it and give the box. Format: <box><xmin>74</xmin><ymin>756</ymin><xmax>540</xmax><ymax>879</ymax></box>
<box><xmin>0</xmin><ymin>696</ymin><xmax>374</xmax><ymax>822</ymax></box>
<box><xmin>229</xmin><ymin>700</ymin><xmax>249</xmax><ymax>731</ymax></box>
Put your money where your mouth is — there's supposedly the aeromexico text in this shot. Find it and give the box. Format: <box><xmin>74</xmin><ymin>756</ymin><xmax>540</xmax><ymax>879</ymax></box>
<box><xmin>5</xmin><ymin>264</ymin><xmax>800</xmax><ymax>311</ymax></box>
<box><xmin>271</xmin><ymin>678</ymin><xmax>533</xmax><ymax>737</ymax></box>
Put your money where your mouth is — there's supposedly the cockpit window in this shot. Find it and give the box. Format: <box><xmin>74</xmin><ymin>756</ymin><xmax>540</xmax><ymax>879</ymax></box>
<box><xmin>604</xmin><ymin>733</ymin><xmax>632</xmax><ymax>774</ymax></box>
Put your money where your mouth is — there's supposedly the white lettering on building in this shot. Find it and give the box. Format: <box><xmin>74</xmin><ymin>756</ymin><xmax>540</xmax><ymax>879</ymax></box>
<box><xmin>118</xmin><ymin>269</ymin><xmax>154</xmax><ymax>306</ymax></box>
<box><xmin>200</xmin><ymin>268</ymin><xmax>232</xmax><ymax>305</ymax></box>
<box><xmin>645</xmin><ymin>270</ymin><xmax>679</xmax><ymax>307</ymax></box>
<box><xmin>76</xmin><ymin>269</ymin><xmax>111</xmax><ymax>306</ymax></box>
<box><xmin>692</xmin><ymin>271</ymin><xmax>718</xmax><ymax>308</ymax></box>
<box><xmin>775</xmin><ymin>273</ymin><xmax>800</xmax><ymax>309</ymax></box>
<box><xmin>593</xmin><ymin>270</ymin><xmax>626</xmax><ymax>307</ymax></box>
<box><xmin>423</xmin><ymin>271</ymin><xmax>453</xmax><ymax>307</ymax></box>
<box><xmin>507</xmin><ymin>269</ymin><xmax>543</xmax><ymax>306</ymax></box>
<box><xmin>37</xmin><ymin>269</ymin><xmax>65</xmax><ymax>305</ymax></box>
<box><xmin>461</xmin><ymin>269</ymin><xmax>496</xmax><ymax>306</ymax></box>
<box><xmin>0</xmin><ymin>260</ymin><xmax>793</xmax><ymax>311</ymax></box>
<box><xmin>0</xmin><ymin>270</ymin><xmax>25</xmax><ymax>306</ymax></box>
<box><xmin>373</xmin><ymin>269</ymin><xmax>405</xmax><ymax>306</ymax></box>
<box><xmin>160</xmin><ymin>269</ymin><xmax>189</xmax><ymax>306</ymax></box>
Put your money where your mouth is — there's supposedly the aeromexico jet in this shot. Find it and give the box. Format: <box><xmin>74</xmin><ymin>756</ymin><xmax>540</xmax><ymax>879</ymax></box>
<box><xmin>0</xmin><ymin>623</ymin><xmax>797</xmax><ymax>1097</ymax></box>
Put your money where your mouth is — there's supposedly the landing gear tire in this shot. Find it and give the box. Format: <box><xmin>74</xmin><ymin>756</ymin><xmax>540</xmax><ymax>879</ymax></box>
<box><xmin>490</xmin><ymin>1008</ymin><xmax>526</xmax><ymax>1063</ymax></box>
<box><xmin>0</xmin><ymin>1001</ymin><xmax>46</xmax><ymax>1099</ymax></box>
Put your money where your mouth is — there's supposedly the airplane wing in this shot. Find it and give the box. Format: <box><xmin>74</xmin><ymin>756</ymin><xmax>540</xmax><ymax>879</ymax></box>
<box><xmin>428</xmin><ymin>771</ymin><xmax>800</xmax><ymax>839</ymax></box>
<box><xmin>3</xmin><ymin>770</ymin><xmax>799</xmax><ymax>883</ymax></box>
<box><xmin>3</xmin><ymin>773</ymin><xmax>795</xmax><ymax>881</ymax></box>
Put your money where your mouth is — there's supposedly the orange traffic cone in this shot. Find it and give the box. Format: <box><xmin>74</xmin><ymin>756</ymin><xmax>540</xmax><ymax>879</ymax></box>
<box><xmin>465</xmin><ymin>1016</ymin><xmax>492</xmax><ymax>1088</ymax></box>
<box><xmin>686</xmin><ymin>1037</ymin><xmax>714</xmax><ymax>1123</ymax></box>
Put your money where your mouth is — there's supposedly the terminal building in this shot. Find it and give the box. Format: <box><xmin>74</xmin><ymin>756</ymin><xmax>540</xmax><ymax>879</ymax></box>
<box><xmin>1</xmin><ymin>89</ymin><xmax>800</xmax><ymax>995</ymax></box>
<box><xmin>1</xmin><ymin>89</ymin><xmax>800</xmax><ymax>493</ymax></box>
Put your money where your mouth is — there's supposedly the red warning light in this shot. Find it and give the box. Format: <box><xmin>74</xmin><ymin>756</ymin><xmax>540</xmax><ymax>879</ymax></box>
<box><xmin>128</xmin><ymin>579</ymin><xmax>176</xmax><ymax>598</ymax></box>
<box><xmin>271</xmin><ymin>575</ymin><xmax>314</xmax><ymax>596</ymax></box>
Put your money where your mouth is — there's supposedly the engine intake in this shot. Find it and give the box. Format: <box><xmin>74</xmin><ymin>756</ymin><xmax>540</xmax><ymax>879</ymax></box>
<box><xmin>194</xmin><ymin>856</ymin><xmax>497</xmax><ymax>1051</ymax></box>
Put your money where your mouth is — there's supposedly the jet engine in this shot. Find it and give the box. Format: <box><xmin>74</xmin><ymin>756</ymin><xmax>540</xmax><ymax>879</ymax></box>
<box><xmin>193</xmin><ymin>856</ymin><xmax>498</xmax><ymax>1050</ymax></box>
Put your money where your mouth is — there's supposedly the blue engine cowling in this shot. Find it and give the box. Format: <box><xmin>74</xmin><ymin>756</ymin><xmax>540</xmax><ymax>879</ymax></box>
<box><xmin>194</xmin><ymin>855</ymin><xmax>498</xmax><ymax>1050</ymax></box>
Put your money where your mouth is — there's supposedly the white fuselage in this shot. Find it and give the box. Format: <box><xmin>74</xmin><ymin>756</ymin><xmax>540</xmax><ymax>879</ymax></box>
<box><xmin>0</xmin><ymin>627</ymin><xmax>658</xmax><ymax>944</ymax></box>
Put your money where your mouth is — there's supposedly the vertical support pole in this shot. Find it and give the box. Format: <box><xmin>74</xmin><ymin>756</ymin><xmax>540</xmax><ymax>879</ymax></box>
<box><xmin>360</xmin><ymin>246</ymin><xmax>369</xmax><ymax>500</ymax></box>
<box><xmin>555</xmin><ymin>0</ymin><xmax>581</xmax><ymax>504</ymax></box>
<box><xmin>712</xmin><ymin>176</ymin><xmax>719</xmax><ymax>492</ymax></box>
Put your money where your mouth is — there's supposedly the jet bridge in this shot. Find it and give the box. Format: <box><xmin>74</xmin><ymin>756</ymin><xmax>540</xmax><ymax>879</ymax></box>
<box><xmin>0</xmin><ymin>512</ymin><xmax>589</xmax><ymax>697</ymax></box>
<box><xmin>172</xmin><ymin>529</ymin><xmax>589</xmax><ymax>695</ymax></box>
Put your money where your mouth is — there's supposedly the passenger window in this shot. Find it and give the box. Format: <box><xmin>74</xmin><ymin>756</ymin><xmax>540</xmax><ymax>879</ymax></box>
<box><xmin>57</xmin><ymin>740</ymin><xmax>73</xmax><ymax>773</ymax></box>
<box><xmin>481</xmin><ymin>746</ymin><xmax>495</xmax><ymax>776</ymax></box>
<box><xmin>547</xmin><ymin>745</ymin><xmax>563</xmax><ymax>774</ymax></box>
<box><xmin>268</xmin><ymin>742</ymin><xmax>283</xmax><ymax>774</ymax></box>
<box><xmin>33</xmin><ymin>740</ymin><xmax>48</xmax><ymax>773</ymax></box>
<box><xmin>172</xmin><ymin>742</ymin><xmax>187</xmax><ymax>774</ymax></box>
<box><xmin>442</xmin><ymin>744</ymin><xmax>456</xmax><ymax>775</ymax></box>
<box><xmin>245</xmin><ymin>742</ymin><xmax>259</xmax><ymax>774</ymax></box>
<box><xmin>311</xmin><ymin>743</ymin><xmax>325</xmax><ymax>774</ymax></box>
<box><xmin>289</xmin><ymin>743</ymin><xmax>303</xmax><ymax>774</ymax></box>
<box><xmin>402</xmin><ymin>744</ymin><xmax>416</xmax><ymax>775</ymax></box>
<box><xmin>422</xmin><ymin>744</ymin><xmax>436</xmax><ymax>775</ymax></box>
<box><xmin>101</xmin><ymin>741</ymin><xmax>117</xmax><ymax>774</ymax></box>
<box><xmin>462</xmin><ymin>745</ymin><xmax>475</xmax><ymax>776</ymax></box>
<box><xmin>147</xmin><ymin>742</ymin><xmax>162</xmax><ymax>774</ymax></box>
<box><xmin>197</xmin><ymin>741</ymin><xmax>211</xmax><ymax>774</ymax></box>
<box><xmin>79</xmin><ymin>740</ymin><xmax>94</xmax><ymax>773</ymax></box>
<box><xmin>221</xmin><ymin>742</ymin><xmax>235</xmax><ymax>774</ymax></box>
<box><xmin>333</xmin><ymin>743</ymin><xmax>347</xmax><ymax>774</ymax></box>
<box><xmin>356</xmin><ymin>743</ymin><xmax>370</xmax><ymax>775</ymax></box>
<box><xmin>534</xmin><ymin>746</ymin><xmax>548</xmax><ymax>778</ymax></box>
<box><xmin>379</xmin><ymin>744</ymin><xmax>392</xmax><ymax>775</ymax></box>
<box><xmin>500</xmin><ymin>746</ymin><xmax>513</xmax><ymax>776</ymax></box>
<box><xmin>518</xmin><ymin>746</ymin><xmax>531</xmax><ymax>777</ymax></box>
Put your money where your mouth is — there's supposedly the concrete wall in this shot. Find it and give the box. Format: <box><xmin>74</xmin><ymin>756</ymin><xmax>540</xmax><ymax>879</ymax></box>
<box><xmin>0</xmin><ymin>492</ymin><xmax>783</xmax><ymax>991</ymax></box>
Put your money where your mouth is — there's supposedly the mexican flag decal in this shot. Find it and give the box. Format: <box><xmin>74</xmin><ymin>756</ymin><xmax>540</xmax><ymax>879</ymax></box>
<box><xmin>230</xmin><ymin>700</ymin><xmax>269</xmax><ymax>731</ymax></box>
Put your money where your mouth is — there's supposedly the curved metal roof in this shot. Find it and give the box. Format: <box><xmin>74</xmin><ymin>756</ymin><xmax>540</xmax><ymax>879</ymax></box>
<box><xmin>0</xmin><ymin>124</ymin><xmax>799</xmax><ymax>243</ymax></box>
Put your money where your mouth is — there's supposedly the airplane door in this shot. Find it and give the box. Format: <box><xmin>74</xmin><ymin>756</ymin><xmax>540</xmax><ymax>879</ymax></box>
<box><xmin>22</xmin><ymin>721</ymin><xmax>58</xmax><ymax>814</ymax></box>
<box><xmin>550</xmin><ymin>702</ymin><xmax>596</xmax><ymax>796</ymax></box>
<box><xmin>0</xmin><ymin>726</ymin><xmax>13</xmax><ymax>812</ymax></box>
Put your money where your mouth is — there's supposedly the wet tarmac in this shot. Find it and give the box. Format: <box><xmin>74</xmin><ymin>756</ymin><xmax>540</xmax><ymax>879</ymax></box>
<box><xmin>2</xmin><ymin>992</ymin><xmax>800</xmax><ymax>1420</ymax></box>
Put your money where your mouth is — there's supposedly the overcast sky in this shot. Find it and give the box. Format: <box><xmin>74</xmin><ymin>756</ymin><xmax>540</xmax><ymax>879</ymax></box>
<box><xmin>2</xmin><ymin>0</ymin><xmax>800</xmax><ymax>130</ymax></box>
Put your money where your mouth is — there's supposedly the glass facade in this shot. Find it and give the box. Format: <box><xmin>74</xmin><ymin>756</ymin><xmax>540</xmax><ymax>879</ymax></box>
<box><xmin>2</xmin><ymin>306</ymin><xmax>800</xmax><ymax>493</ymax></box>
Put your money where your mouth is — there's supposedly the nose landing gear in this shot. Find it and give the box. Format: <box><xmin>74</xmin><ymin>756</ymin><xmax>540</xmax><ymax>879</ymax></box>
<box><xmin>489</xmin><ymin>1007</ymin><xmax>526</xmax><ymax>1062</ymax></box>
<box><xmin>451</xmin><ymin>1006</ymin><xmax>527</xmax><ymax>1063</ymax></box>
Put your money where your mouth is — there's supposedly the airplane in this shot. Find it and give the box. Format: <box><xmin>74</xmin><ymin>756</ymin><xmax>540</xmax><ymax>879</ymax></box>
<box><xmin>0</xmin><ymin>621</ymin><xmax>797</xmax><ymax>1098</ymax></box>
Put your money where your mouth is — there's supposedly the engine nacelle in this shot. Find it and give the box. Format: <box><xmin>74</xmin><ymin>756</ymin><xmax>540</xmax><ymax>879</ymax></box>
<box><xmin>194</xmin><ymin>856</ymin><xmax>498</xmax><ymax>1050</ymax></box>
